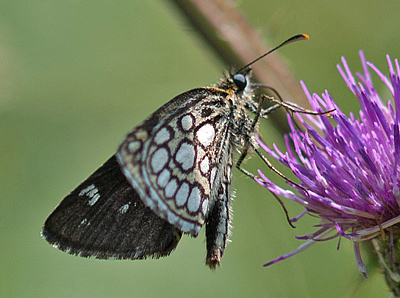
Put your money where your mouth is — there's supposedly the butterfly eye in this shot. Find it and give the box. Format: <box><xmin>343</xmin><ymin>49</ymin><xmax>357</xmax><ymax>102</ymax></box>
<box><xmin>232</xmin><ymin>73</ymin><xmax>247</xmax><ymax>91</ymax></box>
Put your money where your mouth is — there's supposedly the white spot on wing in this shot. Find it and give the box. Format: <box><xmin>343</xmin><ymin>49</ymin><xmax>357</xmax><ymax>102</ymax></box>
<box><xmin>181</xmin><ymin>114</ymin><xmax>193</xmax><ymax>131</ymax></box>
<box><xmin>202</xmin><ymin>198</ymin><xmax>209</xmax><ymax>215</ymax></box>
<box><xmin>154</xmin><ymin>127</ymin><xmax>171</xmax><ymax>145</ymax></box>
<box><xmin>187</xmin><ymin>187</ymin><xmax>201</xmax><ymax>212</ymax></box>
<box><xmin>157</xmin><ymin>169</ymin><xmax>171</xmax><ymax>188</ymax></box>
<box><xmin>175</xmin><ymin>142</ymin><xmax>195</xmax><ymax>170</ymax></box>
<box><xmin>196</xmin><ymin>123</ymin><xmax>215</xmax><ymax>147</ymax></box>
<box><xmin>176</xmin><ymin>182</ymin><xmax>190</xmax><ymax>206</ymax></box>
<box><xmin>200</xmin><ymin>156</ymin><xmax>210</xmax><ymax>175</ymax></box>
<box><xmin>79</xmin><ymin>184</ymin><xmax>101</xmax><ymax>206</ymax></box>
<box><xmin>88</xmin><ymin>194</ymin><xmax>100</xmax><ymax>206</ymax></box>
<box><xmin>151</xmin><ymin>148</ymin><xmax>169</xmax><ymax>173</ymax></box>
<box><xmin>119</xmin><ymin>202</ymin><xmax>131</xmax><ymax>213</ymax></box>
<box><xmin>165</xmin><ymin>178</ymin><xmax>178</xmax><ymax>198</ymax></box>
<box><xmin>79</xmin><ymin>184</ymin><xmax>95</xmax><ymax>196</ymax></box>
<box><xmin>78</xmin><ymin>218</ymin><xmax>90</xmax><ymax>227</ymax></box>
<box><xmin>128</xmin><ymin>140</ymin><xmax>141</xmax><ymax>153</ymax></box>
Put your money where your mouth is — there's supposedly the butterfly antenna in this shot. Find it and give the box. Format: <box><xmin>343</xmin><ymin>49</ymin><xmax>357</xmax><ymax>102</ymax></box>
<box><xmin>236</xmin><ymin>34</ymin><xmax>309</xmax><ymax>74</ymax></box>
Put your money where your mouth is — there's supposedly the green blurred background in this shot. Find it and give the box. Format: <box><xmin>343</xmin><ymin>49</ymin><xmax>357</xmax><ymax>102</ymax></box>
<box><xmin>2</xmin><ymin>1</ymin><xmax>399</xmax><ymax>297</ymax></box>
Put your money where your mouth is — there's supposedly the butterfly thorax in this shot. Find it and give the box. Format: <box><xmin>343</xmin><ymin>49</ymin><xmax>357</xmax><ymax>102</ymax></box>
<box><xmin>217</xmin><ymin>71</ymin><xmax>259</xmax><ymax>152</ymax></box>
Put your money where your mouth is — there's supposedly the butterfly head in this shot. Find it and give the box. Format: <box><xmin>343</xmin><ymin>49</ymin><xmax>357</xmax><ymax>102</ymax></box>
<box><xmin>218</xmin><ymin>67</ymin><xmax>254</xmax><ymax>98</ymax></box>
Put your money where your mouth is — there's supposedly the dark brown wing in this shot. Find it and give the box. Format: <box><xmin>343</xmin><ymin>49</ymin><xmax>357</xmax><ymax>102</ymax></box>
<box><xmin>41</xmin><ymin>155</ymin><xmax>182</xmax><ymax>260</ymax></box>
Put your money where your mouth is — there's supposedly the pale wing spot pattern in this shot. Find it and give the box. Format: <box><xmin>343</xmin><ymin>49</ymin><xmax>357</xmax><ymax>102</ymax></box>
<box><xmin>157</xmin><ymin>169</ymin><xmax>171</xmax><ymax>188</ymax></box>
<box><xmin>175</xmin><ymin>142</ymin><xmax>196</xmax><ymax>171</ymax></box>
<box><xmin>202</xmin><ymin>199</ymin><xmax>209</xmax><ymax>215</ymax></box>
<box><xmin>128</xmin><ymin>140</ymin><xmax>142</xmax><ymax>154</ymax></box>
<box><xmin>78</xmin><ymin>218</ymin><xmax>90</xmax><ymax>227</ymax></box>
<box><xmin>119</xmin><ymin>203</ymin><xmax>130</xmax><ymax>214</ymax></box>
<box><xmin>200</xmin><ymin>156</ymin><xmax>210</xmax><ymax>175</ymax></box>
<box><xmin>196</xmin><ymin>123</ymin><xmax>215</xmax><ymax>147</ymax></box>
<box><xmin>78</xmin><ymin>184</ymin><xmax>101</xmax><ymax>206</ymax></box>
<box><xmin>150</xmin><ymin>148</ymin><xmax>169</xmax><ymax>174</ymax></box>
<box><xmin>175</xmin><ymin>182</ymin><xmax>190</xmax><ymax>207</ymax></box>
<box><xmin>180</xmin><ymin>114</ymin><xmax>194</xmax><ymax>131</ymax></box>
<box><xmin>78</xmin><ymin>184</ymin><xmax>95</xmax><ymax>196</ymax></box>
<box><xmin>187</xmin><ymin>187</ymin><xmax>201</xmax><ymax>213</ymax></box>
<box><xmin>165</xmin><ymin>178</ymin><xmax>178</xmax><ymax>198</ymax></box>
<box><xmin>154</xmin><ymin>127</ymin><xmax>171</xmax><ymax>145</ymax></box>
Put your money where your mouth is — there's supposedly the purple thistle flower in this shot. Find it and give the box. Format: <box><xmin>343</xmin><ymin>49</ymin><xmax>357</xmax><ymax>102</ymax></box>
<box><xmin>256</xmin><ymin>51</ymin><xmax>400</xmax><ymax>282</ymax></box>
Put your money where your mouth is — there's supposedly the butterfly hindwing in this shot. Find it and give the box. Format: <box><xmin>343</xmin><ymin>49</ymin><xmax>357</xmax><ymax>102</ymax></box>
<box><xmin>42</xmin><ymin>156</ymin><xmax>182</xmax><ymax>260</ymax></box>
<box><xmin>117</xmin><ymin>88</ymin><xmax>233</xmax><ymax>237</ymax></box>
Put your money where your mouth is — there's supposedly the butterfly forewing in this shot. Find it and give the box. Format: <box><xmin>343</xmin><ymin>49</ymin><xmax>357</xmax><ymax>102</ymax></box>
<box><xmin>116</xmin><ymin>88</ymin><xmax>234</xmax><ymax>236</ymax></box>
<box><xmin>42</xmin><ymin>156</ymin><xmax>182</xmax><ymax>260</ymax></box>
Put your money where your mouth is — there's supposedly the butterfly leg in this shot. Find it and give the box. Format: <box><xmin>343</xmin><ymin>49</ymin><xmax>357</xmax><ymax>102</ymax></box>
<box><xmin>235</xmin><ymin>94</ymin><xmax>299</xmax><ymax>227</ymax></box>
<box><xmin>235</xmin><ymin>93</ymin><xmax>268</xmax><ymax>180</ymax></box>
<box><xmin>236</xmin><ymin>93</ymin><xmax>306</xmax><ymax>181</ymax></box>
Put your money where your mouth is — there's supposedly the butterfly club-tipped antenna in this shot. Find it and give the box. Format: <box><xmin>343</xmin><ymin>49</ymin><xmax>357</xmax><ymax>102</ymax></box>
<box><xmin>231</xmin><ymin>34</ymin><xmax>309</xmax><ymax>121</ymax></box>
<box><xmin>230</xmin><ymin>34</ymin><xmax>309</xmax><ymax>95</ymax></box>
<box><xmin>235</xmin><ymin>34</ymin><xmax>309</xmax><ymax>75</ymax></box>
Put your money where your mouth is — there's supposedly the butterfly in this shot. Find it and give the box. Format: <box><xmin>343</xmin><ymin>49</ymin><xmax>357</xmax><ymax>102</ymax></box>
<box><xmin>41</xmin><ymin>34</ymin><xmax>308</xmax><ymax>269</ymax></box>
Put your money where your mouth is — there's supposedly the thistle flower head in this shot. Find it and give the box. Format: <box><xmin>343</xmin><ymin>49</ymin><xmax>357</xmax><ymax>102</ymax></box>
<box><xmin>257</xmin><ymin>52</ymin><xmax>400</xmax><ymax>278</ymax></box>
